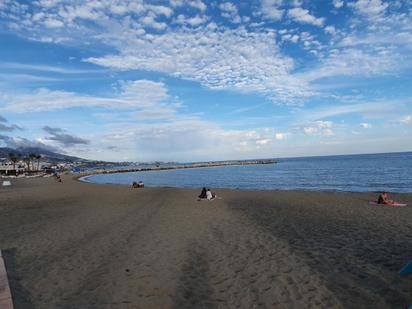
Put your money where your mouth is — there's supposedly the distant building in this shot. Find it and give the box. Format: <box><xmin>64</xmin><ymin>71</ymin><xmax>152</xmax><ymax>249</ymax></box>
<box><xmin>0</xmin><ymin>163</ymin><xmax>25</xmax><ymax>176</ymax></box>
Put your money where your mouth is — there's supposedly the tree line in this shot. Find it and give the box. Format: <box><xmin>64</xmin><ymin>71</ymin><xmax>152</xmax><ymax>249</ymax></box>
<box><xmin>8</xmin><ymin>153</ymin><xmax>42</xmax><ymax>171</ymax></box>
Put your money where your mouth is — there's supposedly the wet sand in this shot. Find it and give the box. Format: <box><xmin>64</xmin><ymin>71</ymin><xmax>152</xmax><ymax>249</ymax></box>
<box><xmin>0</xmin><ymin>175</ymin><xmax>411</xmax><ymax>308</ymax></box>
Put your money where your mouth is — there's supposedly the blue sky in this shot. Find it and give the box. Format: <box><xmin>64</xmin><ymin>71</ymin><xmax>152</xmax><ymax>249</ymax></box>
<box><xmin>0</xmin><ymin>0</ymin><xmax>411</xmax><ymax>162</ymax></box>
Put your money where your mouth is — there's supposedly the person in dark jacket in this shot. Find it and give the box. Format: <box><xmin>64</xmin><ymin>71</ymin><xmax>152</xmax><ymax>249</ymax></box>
<box><xmin>198</xmin><ymin>187</ymin><xmax>207</xmax><ymax>199</ymax></box>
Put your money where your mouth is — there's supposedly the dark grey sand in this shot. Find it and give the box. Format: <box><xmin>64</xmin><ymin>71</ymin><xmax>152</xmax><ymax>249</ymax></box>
<box><xmin>0</xmin><ymin>176</ymin><xmax>411</xmax><ymax>308</ymax></box>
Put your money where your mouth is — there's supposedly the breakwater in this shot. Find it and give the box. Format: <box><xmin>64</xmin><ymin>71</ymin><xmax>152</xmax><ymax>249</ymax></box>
<box><xmin>78</xmin><ymin>159</ymin><xmax>277</xmax><ymax>177</ymax></box>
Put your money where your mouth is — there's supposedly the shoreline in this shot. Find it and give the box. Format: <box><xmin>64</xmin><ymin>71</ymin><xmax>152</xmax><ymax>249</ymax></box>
<box><xmin>77</xmin><ymin>174</ymin><xmax>412</xmax><ymax>194</ymax></box>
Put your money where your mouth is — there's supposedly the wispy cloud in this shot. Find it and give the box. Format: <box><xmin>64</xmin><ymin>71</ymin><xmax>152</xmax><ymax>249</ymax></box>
<box><xmin>0</xmin><ymin>73</ymin><xmax>61</xmax><ymax>82</ymax></box>
<box><xmin>0</xmin><ymin>62</ymin><xmax>105</xmax><ymax>74</ymax></box>
<box><xmin>0</xmin><ymin>80</ymin><xmax>177</xmax><ymax>113</ymax></box>
<box><xmin>294</xmin><ymin>100</ymin><xmax>399</xmax><ymax>122</ymax></box>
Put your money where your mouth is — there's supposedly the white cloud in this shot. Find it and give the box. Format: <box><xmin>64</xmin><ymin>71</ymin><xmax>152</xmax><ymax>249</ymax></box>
<box><xmin>0</xmin><ymin>80</ymin><xmax>176</xmax><ymax>113</ymax></box>
<box><xmin>35</xmin><ymin>0</ymin><xmax>63</xmax><ymax>9</ymax></box>
<box><xmin>85</xmin><ymin>27</ymin><xmax>314</xmax><ymax>103</ymax></box>
<box><xmin>0</xmin><ymin>73</ymin><xmax>61</xmax><ymax>82</ymax></box>
<box><xmin>219</xmin><ymin>2</ymin><xmax>241</xmax><ymax>24</ymax></box>
<box><xmin>219</xmin><ymin>2</ymin><xmax>236</xmax><ymax>14</ymax></box>
<box><xmin>333</xmin><ymin>0</ymin><xmax>344</xmax><ymax>8</ymax></box>
<box><xmin>146</xmin><ymin>5</ymin><xmax>173</xmax><ymax>18</ymax></box>
<box><xmin>332</xmin><ymin>3</ymin><xmax>412</xmax><ymax>73</ymax></box>
<box><xmin>43</xmin><ymin>18</ymin><xmax>64</xmax><ymax>28</ymax></box>
<box><xmin>298</xmin><ymin>2</ymin><xmax>412</xmax><ymax>83</ymax></box>
<box><xmin>2</xmin><ymin>1</ymin><xmax>318</xmax><ymax>104</ymax></box>
<box><xmin>360</xmin><ymin>122</ymin><xmax>372</xmax><ymax>128</ymax></box>
<box><xmin>303</xmin><ymin>126</ymin><xmax>317</xmax><ymax>135</ymax></box>
<box><xmin>399</xmin><ymin>115</ymin><xmax>411</xmax><ymax>125</ymax></box>
<box><xmin>0</xmin><ymin>62</ymin><xmax>104</xmax><ymax>74</ymax></box>
<box><xmin>275</xmin><ymin>132</ymin><xmax>287</xmax><ymax>140</ymax></box>
<box><xmin>301</xmin><ymin>121</ymin><xmax>335</xmax><ymax>136</ymax></box>
<box><xmin>295</xmin><ymin>100</ymin><xmax>404</xmax><ymax>122</ymax></box>
<box><xmin>256</xmin><ymin>138</ymin><xmax>271</xmax><ymax>145</ymax></box>
<box><xmin>349</xmin><ymin>0</ymin><xmax>388</xmax><ymax>17</ymax></box>
<box><xmin>5</xmin><ymin>1</ymin><xmax>180</xmax><ymax>33</ymax></box>
<box><xmin>0</xmin><ymin>0</ymin><xmax>410</xmax><ymax>114</ymax></box>
<box><xmin>323</xmin><ymin>129</ymin><xmax>335</xmax><ymax>137</ymax></box>
<box><xmin>291</xmin><ymin>0</ymin><xmax>303</xmax><ymax>7</ymax></box>
<box><xmin>1</xmin><ymin>80</ymin><xmax>300</xmax><ymax>160</ymax></box>
<box><xmin>287</xmin><ymin>7</ymin><xmax>325</xmax><ymax>27</ymax></box>
<box><xmin>324</xmin><ymin>25</ymin><xmax>336</xmax><ymax>35</ymax></box>
<box><xmin>281</xmin><ymin>33</ymin><xmax>299</xmax><ymax>43</ymax></box>
<box><xmin>174</xmin><ymin>14</ymin><xmax>207</xmax><ymax>26</ymax></box>
<box><xmin>259</xmin><ymin>0</ymin><xmax>284</xmax><ymax>21</ymax></box>
<box><xmin>57</xmin><ymin>3</ymin><xmax>102</xmax><ymax>22</ymax></box>
<box><xmin>96</xmin><ymin>121</ymin><xmax>289</xmax><ymax>161</ymax></box>
<box><xmin>187</xmin><ymin>0</ymin><xmax>206</xmax><ymax>12</ymax></box>
<box><xmin>301</xmin><ymin>47</ymin><xmax>398</xmax><ymax>81</ymax></box>
<box><xmin>139</xmin><ymin>15</ymin><xmax>167</xmax><ymax>30</ymax></box>
<box><xmin>1</xmin><ymin>0</ymin><xmax>409</xmax><ymax>106</ymax></box>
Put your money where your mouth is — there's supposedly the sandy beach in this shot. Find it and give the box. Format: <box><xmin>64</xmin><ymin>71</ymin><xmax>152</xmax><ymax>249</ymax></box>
<box><xmin>0</xmin><ymin>176</ymin><xmax>411</xmax><ymax>308</ymax></box>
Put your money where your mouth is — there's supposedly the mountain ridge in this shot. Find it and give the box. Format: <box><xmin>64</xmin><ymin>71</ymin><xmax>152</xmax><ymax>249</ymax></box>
<box><xmin>0</xmin><ymin>146</ymin><xmax>88</xmax><ymax>163</ymax></box>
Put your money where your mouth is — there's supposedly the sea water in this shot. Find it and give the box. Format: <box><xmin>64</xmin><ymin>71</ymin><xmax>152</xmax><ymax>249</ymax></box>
<box><xmin>82</xmin><ymin>152</ymin><xmax>412</xmax><ymax>192</ymax></box>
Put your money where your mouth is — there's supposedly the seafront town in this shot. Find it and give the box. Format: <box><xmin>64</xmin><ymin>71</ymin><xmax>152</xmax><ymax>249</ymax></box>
<box><xmin>0</xmin><ymin>153</ymin><xmax>81</xmax><ymax>177</ymax></box>
<box><xmin>0</xmin><ymin>158</ymin><xmax>71</xmax><ymax>176</ymax></box>
<box><xmin>0</xmin><ymin>149</ymin><xmax>277</xmax><ymax>179</ymax></box>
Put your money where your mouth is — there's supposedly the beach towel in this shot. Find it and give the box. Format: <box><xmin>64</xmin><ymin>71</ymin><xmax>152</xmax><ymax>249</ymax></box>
<box><xmin>400</xmin><ymin>260</ymin><xmax>412</xmax><ymax>276</ymax></box>
<box><xmin>368</xmin><ymin>201</ymin><xmax>407</xmax><ymax>207</ymax></box>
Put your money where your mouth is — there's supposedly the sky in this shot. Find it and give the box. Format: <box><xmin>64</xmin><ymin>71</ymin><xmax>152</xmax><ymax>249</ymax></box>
<box><xmin>0</xmin><ymin>0</ymin><xmax>411</xmax><ymax>162</ymax></box>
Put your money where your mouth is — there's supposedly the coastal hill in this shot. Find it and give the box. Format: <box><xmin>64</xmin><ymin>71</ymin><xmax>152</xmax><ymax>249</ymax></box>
<box><xmin>0</xmin><ymin>146</ymin><xmax>88</xmax><ymax>163</ymax></box>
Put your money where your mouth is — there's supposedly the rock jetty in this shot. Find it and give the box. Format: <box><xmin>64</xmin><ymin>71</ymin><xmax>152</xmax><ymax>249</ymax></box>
<box><xmin>78</xmin><ymin>159</ymin><xmax>277</xmax><ymax>177</ymax></box>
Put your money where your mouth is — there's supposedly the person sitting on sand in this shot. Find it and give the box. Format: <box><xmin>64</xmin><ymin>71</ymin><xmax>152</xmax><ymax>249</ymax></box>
<box><xmin>377</xmin><ymin>192</ymin><xmax>394</xmax><ymax>205</ymax></box>
<box><xmin>198</xmin><ymin>187</ymin><xmax>207</xmax><ymax>199</ymax></box>
<box><xmin>132</xmin><ymin>181</ymin><xmax>144</xmax><ymax>188</ymax></box>
<box><xmin>206</xmin><ymin>188</ymin><xmax>216</xmax><ymax>200</ymax></box>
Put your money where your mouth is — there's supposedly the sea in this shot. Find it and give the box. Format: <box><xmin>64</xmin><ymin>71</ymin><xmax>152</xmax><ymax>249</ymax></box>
<box><xmin>81</xmin><ymin>152</ymin><xmax>412</xmax><ymax>193</ymax></box>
